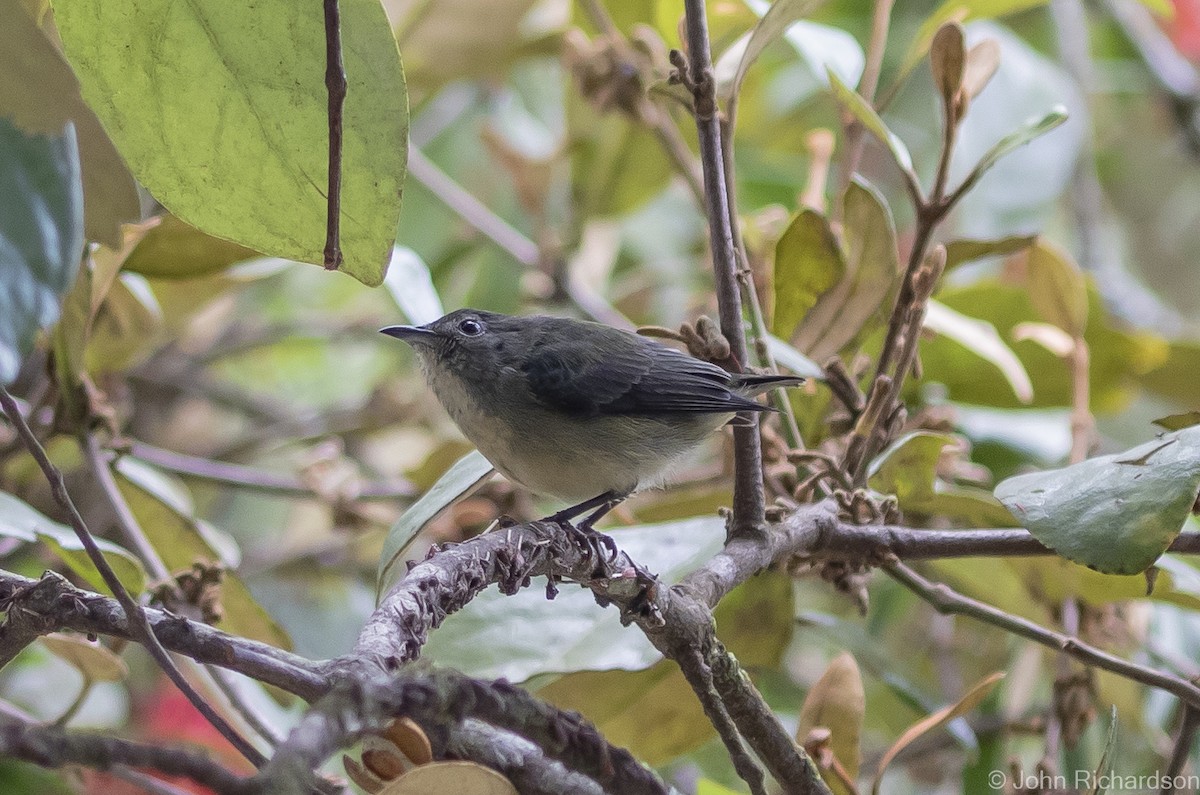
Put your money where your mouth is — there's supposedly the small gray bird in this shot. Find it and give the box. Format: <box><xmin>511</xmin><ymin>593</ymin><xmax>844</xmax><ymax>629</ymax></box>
<box><xmin>381</xmin><ymin>309</ymin><xmax>803</xmax><ymax>534</ymax></box>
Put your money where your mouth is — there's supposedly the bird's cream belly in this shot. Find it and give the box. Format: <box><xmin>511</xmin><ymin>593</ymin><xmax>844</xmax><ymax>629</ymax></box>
<box><xmin>424</xmin><ymin>363</ymin><xmax>730</xmax><ymax>503</ymax></box>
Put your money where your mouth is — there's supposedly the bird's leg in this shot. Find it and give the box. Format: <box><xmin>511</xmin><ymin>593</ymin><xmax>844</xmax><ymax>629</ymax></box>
<box><xmin>547</xmin><ymin>490</ymin><xmax>627</xmax><ymax>561</ymax></box>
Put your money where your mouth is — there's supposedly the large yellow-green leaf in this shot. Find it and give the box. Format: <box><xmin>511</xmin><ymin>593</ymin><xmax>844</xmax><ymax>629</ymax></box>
<box><xmin>51</xmin><ymin>0</ymin><xmax>407</xmax><ymax>286</ymax></box>
<box><xmin>113</xmin><ymin>457</ymin><xmax>292</xmax><ymax>649</ymax></box>
<box><xmin>0</xmin><ymin>0</ymin><xmax>139</xmax><ymax>248</ymax></box>
<box><xmin>995</xmin><ymin>428</ymin><xmax>1200</xmax><ymax>575</ymax></box>
<box><xmin>0</xmin><ymin>116</ymin><xmax>83</xmax><ymax>384</ymax></box>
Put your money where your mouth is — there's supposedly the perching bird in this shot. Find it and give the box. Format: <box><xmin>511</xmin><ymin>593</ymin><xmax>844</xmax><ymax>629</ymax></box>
<box><xmin>381</xmin><ymin>309</ymin><xmax>803</xmax><ymax>533</ymax></box>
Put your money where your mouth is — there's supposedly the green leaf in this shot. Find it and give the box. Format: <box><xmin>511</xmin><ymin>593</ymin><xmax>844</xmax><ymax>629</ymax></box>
<box><xmin>943</xmin><ymin>235</ymin><xmax>1036</xmax><ymax>272</ymax></box>
<box><xmin>924</xmin><ymin>300</ymin><xmax>1032</xmax><ymax>403</ymax></box>
<box><xmin>51</xmin><ymin>0</ymin><xmax>408</xmax><ymax>287</ymax></box>
<box><xmin>790</xmin><ymin>180</ymin><xmax>900</xmax><ymax>363</ymax></box>
<box><xmin>423</xmin><ymin>516</ymin><xmax>726</xmax><ymax>681</ymax></box>
<box><xmin>919</xmin><ymin>280</ymin><xmax>1167</xmax><ymax>411</ymax></box>
<box><xmin>0</xmin><ymin>116</ymin><xmax>83</xmax><ymax>384</ymax></box>
<box><xmin>826</xmin><ymin>70</ymin><xmax>914</xmax><ymax>174</ymax></box>
<box><xmin>1025</xmin><ymin>239</ymin><xmax>1088</xmax><ymax>336</ymax></box>
<box><xmin>0</xmin><ymin>0</ymin><xmax>139</xmax><ymax>248</ymax></box>
<box><xmin>376</xmin><ymin>450</ymin><xmax>494</xmax><ymax>597</ymax></box>
<box><xmin>771</xmin><ymin>209</ymin><xmax>843</xmax><ymax>341</ymax></box>
<box><xmin>1154</xmin><ymin>411</ymin><xmax>1200</xmax><ymax>432</ymax></box>
<box><xmin>113</xmin><ymin>457</ymin><xmax>292</xmax><ymax>649</ymax></box>
<box><xmin>0</xmin><ymin>491</ymin><xmax>146</xmax><ymax>595</ymax></box>
<box><xmin>719</xmin><ymin>0</ymin><xmax>822</xmax><ymax>104</ymax></box>
<box><xmin>122</xmin><ymin>215</ymin><xmax>260</xmax><ymax>279</ymax></box>
<box><xmin>697</xmin><ymin>782</ymin><xmax>743</xmax><ymax>795</ymax></box>
<box><xmin>868</xmin><ymin>432</ymin><xmax>957</xmax><ymax>501</ymax></box>
<box><xmin>995</xmin><ymin>427</ymin><xmax>1200</xmax><ymax>574</ymax></box>
<box><xmin>955</xmin><ymin>107</ymin><xmax>1069</xmax><ymax>199</ymax></box>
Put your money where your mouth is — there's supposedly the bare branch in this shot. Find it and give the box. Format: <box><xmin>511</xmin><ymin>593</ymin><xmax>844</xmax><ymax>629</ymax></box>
<box><xmin>678</xmin><ymin>0</ymin><xmax>767</xmax><ymax>541</ymax></box>
<box><xmin>322</xmin><ymin>0</ymin><xmax>346</xmax><ymax>271</ymax></box>
<box><xmin>127</xmin><ymin>440</ymin><xmax>416</xmax><ymax>501</ymax></box>
<box><xmin>262</xmin><ymin>671</ymin><xmax>667</xmax><ymax>795</ymax></box>
<box><xmin>0</xmin><ymin>570</ymin><xmax>327</xmax><ymax>701</ymax></box>
<box><xmin>0</xmin><ymin>388</ymin><xmax>264</xmax><ymax>767</ymax></box>
<box><xmin>884</xmin><ymin>560</ymin><xmax>1200</xmax><ymax>711</ymax></box>
<box><xmin>0</xmin><ymin>715</ymin><xmax>254</xmax><ymax>795</ymax></box>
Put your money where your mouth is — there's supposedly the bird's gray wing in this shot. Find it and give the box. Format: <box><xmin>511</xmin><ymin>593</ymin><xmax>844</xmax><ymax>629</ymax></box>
<box><xmin>522</xmin><ymin>333</ymin><xmax>769</xmax><ymax>417</ymax></box>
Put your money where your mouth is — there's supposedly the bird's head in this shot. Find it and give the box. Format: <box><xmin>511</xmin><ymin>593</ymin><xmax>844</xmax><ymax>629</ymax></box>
<box><xmin>379</xmin><ymin>309</ymin><xmax>526</xmax><ymax>377</ymax></box>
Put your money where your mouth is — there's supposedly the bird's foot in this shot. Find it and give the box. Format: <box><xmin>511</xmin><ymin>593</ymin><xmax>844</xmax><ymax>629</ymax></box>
<box><xmin>555</xmin><ymin>517</ymin><xmax>619</xmax><ymax>566</ymax></box>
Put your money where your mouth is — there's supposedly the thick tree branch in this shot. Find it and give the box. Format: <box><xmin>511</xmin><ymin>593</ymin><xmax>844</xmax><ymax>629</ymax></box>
<box><xmin>0</xmin><ymin>716</ymin><xmax>254</xmax><ymax>795</ymax></box>
<box><xmin>262</xmin><ymin>671</ymin><xmax>666</xmax><ymax>795</ymax></box>
<box><xmin>447</xmin><ymin>720</ymin><xmax>609</xmax><ymax>795</ymax></box>
<box><xmin>353</xmin><ymin>514</ymin><xmax>831</xmax><ymax>792</ymax></box>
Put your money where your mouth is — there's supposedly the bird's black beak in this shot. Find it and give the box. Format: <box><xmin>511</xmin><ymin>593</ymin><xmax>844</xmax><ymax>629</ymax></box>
<box><xmin>379</xmin><ymin>325</ymin><xmax>437</xmax><ymax>344</ymax></box>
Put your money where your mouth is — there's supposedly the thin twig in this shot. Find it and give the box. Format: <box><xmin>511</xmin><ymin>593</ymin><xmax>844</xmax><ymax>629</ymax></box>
<box><xmin>837</xmin><ymin>0</ymin><xmax>895</xmax><ymax>205</ymax></box>
<box><xmin>0</xmin><ymin>715</ymin><xmax>254</xmax><ymax>795</ymax></box>
<box><xmin>1163</xmin><ymin>705</ymin><xmax>1200</xmax><ymax>794</ymax></box>
<box><xmin>407</xmin><ymin>147</ymin><xmax>540</xmax><ymax>268</ymax></box>
<box><xmin>679</xmin><ymin>0</ymin><xmax>768</xmax><ymax>541</ymax></box>
<box><xmin>322</xmin><ymin>0</ymin><xmax>346</xmax><ymax>271</ymax></box>
<box><xmin>0</xmin><ymin>388</ymin><xmax>264</xmax><ymax>768</ymax></box>
<box><xmin>207</xmin><ymin>666</ymin><xmax>285</xmax><ymax>747</ymax></box>
<box><xmin>127</xmin><ymin>441</ymin><xmax>415</xmax><ymax>500</ymax></box>
<box><xmin>884</xmin><ymin>560</ymin><xmax>1200</xmax><ymax>711</ymax></box>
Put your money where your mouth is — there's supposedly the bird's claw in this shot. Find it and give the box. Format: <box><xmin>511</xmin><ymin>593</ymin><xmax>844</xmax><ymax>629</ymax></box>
<box><xmin>556</xmin><ymin>518</ymin><xmax>619</xmax><ymax>567</ymax></box>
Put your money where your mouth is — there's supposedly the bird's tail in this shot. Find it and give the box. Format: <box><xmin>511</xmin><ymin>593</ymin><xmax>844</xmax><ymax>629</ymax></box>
<box><xmin>732</xmin><ymin>373</ymin><xmax>806</xmax><ymax>396</ymax></box>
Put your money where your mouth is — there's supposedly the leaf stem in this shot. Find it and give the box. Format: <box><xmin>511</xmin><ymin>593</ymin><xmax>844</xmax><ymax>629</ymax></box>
<box><xmin>322</xmin><ymin>0</ymin><xmax>346</xmax><ymax>271</ymax></box>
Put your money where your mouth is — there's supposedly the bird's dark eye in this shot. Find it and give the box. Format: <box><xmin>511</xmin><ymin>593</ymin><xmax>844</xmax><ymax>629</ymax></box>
<box><xmin>458</xmin><ymin>318</ymin><xmax>484</xmax><ymax>336</ymax></box>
